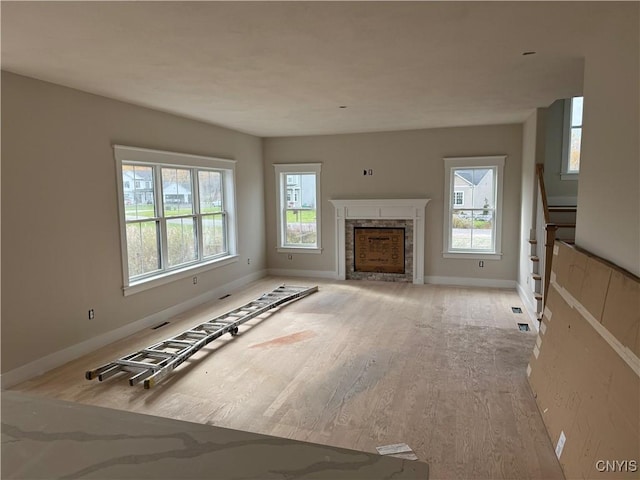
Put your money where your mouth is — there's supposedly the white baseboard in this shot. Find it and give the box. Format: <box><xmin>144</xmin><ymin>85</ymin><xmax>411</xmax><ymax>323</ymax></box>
<box><xmin>267</xmin><ymin>268</ymin><xmax>337</xmax><ymax>280</ymax></box>
<box><xmin>424</xmin><ymin>276</ymin><xmax>516</xmax><ymax>289</ymax></box>
<box><xmin>0</xmin><ymin>269</ymin><xmax>267</xmax><ymax>390</ymax></box>
<box><xmin>516</xmin><ymin>281</ymin><xmax>540</xmax><ymax>330</ymax></box>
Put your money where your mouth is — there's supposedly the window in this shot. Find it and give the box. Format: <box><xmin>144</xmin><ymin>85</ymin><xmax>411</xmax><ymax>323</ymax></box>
<box><xmin>274</xmin><ymin>163</ymin><xmax>322</xmax><ymax>253</ymax></box>
<box><xmin>562</xmin><ymin>96</ymin><xmax>583</xmax><ymax>179</ymax></box>
<box><xmin>114</xmin><ymin>145</ymin><xmax>237</xmax><ymax>295</ymax></box>
<box><xmin>443</xmin><ymin>156</ymin><xmax>505</xmax><ymax>259</ymax></box>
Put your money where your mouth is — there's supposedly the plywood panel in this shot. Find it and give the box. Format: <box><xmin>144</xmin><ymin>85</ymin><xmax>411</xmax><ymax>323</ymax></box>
<box><xmin>529</xmin><ymin>243</ymin><xmax>640</xmax><ymax>479</ymax></box>
<box><xmin>602</xmin><ymin>270</ymin><xmax>640</xmax><ymax>356</ymax></box>
<box><xmin>579</xmin><ymin>256</ymin><xmax>611</xmax><ymax>322</ymax></box>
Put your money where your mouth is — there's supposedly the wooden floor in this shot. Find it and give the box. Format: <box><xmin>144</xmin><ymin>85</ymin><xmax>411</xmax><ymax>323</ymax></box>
<box><xmin>11</xmin><ymin>277</ymin><xmax>564</xmax><ymax>479</ymax></box>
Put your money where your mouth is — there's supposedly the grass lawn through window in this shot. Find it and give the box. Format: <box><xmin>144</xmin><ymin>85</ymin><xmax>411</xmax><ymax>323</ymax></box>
<box><xmin>285</xmin><ymin>209</ymin><xmax>317</xmax><ymax>245</ymax></box>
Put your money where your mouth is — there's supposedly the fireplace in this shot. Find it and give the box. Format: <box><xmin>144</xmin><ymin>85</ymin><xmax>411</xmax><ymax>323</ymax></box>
<box><xmin>347</xmin><ymin>221</ymin><xmax>412</xmax><ymax>281</ymax></box>
<box><xmin>329</xmin><ymin>199</ymin><xmax>430</xmax><ymax>284</ymax></box>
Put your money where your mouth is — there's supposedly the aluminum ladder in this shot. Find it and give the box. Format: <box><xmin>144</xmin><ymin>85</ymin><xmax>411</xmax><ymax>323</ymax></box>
<box><xmin>86</xmin><ymin>284</ymin><xmax>318</xmax><ymax>389</ymax></box>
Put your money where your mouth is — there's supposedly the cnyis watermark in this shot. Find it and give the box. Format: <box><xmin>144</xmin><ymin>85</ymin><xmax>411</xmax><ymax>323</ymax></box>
<box><xmin>595</xmin><ymin>460</ymin><xmax>638</xmax><ymax>473</ymax></box>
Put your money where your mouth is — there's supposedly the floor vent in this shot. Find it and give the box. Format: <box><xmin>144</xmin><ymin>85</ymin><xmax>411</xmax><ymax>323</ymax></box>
<box><xmin>152</xmin><ymin>321</ymin><xmax>170</xmax><ymax>330</ymax></box>
<box><xmin>219</xmin><ymin>294</ymin><xmax>231</xmax><ymax>300</ymax></box>
<box><xmin>511</xmin><ymin>307</ymin><xmax>523</xmax><ymax>314</ymax></box>
<box><xmin>517</xmin><ymin>323</ymin><xmax>530</xmax><ymax>332</ymax></box>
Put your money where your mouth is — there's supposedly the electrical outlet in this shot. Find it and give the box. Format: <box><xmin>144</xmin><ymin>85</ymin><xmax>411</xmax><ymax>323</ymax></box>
<box><xmin>479</xmin><ymin>261</ymin><xmax>484</xmax><ymax>268</ymax></box>
<box><xmin>193</xmin><ymin>276</ymin><xmax>198</xmax><ymax>285</ymax></box>
<box><xmin>368</xmin><ymin>169</ymin><xmax>373</xmax><ymax>176</ymax></box>
<box><xmin>88</xmin><ymin>309</ymin><xmax>95</xmax><ymax>320</ymax></box>
<box><xmin>288</xmin><ymin>254</ymin><xmax>293</xmax><ymax>260</ymax></box>
<box><xmin>247</xmin><ymin>258</ymin><xmax>251</xmax><ymax>265</ymax></box>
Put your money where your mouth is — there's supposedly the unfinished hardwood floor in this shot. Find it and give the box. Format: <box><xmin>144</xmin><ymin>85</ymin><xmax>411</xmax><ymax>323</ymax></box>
<box><xmin>11</xmin><ymin>277</ymin><xmax>564</xmax><ymax>480</ymax></box>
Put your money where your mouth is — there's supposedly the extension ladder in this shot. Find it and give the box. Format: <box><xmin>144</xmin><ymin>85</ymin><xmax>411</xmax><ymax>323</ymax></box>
<box><xmin>86</xmin><ymin>285</ymin><xmax>318</xmax><ymax>389</ymax></box>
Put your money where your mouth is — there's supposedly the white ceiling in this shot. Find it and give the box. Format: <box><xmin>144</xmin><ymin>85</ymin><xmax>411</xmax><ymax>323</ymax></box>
<box><xmin>1</xmin><ymin>2</ymin><xmax>608</xmax><ymax>137</ymax></box>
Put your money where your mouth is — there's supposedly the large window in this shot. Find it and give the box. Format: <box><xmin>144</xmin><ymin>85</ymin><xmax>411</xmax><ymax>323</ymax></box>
<box><xmin>115</xmin><ymin>145</ymin><xmax>237</xmax><ymax>295</ymax></box>
<box><xmin>562</xmin><ymin>96</ymin><xmax>583</xmax><ymax>179</ymax></box>
<box><xmin>443</xmin><ymin>156</ymin><xmax>505</xmax><ymax>259</ymax></box>
<box><xmin>274</xmin><ymin>163</ymin><xmax>322</xmax><ymax>253</ymax></box>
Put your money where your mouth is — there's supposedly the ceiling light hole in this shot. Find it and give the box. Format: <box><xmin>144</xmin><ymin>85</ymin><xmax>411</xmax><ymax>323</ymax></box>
<box><xmin>522</xmin><ymin>51</ymin><xmax>537</xmax><ymax>56</ymax></box>
<box><xmin>339</xmin><ymin>105</ymin><xmax>348</xmax><ymax>109</ymax></box>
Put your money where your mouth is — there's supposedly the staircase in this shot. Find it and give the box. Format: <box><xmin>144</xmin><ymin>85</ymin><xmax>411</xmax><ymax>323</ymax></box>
<box><xmin>529</xmin><ymin>164</ymin><xmax>577</xmax><ymax>319</ymax></box>
<box><xmin>548</xmin><ymin>206</ymin><xmax>577</xmax><ymax>244</ymax></box>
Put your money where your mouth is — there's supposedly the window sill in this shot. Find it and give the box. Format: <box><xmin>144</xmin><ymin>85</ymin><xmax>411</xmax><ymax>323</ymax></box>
<box><xmin>561</xmin><ymin>173</ymin><xmax>579</xmax><ymax>181</ymax></box>
<box><xmin>123</xmin><ymin>255</ymin><xmax>239</xmax><ymax>296</ymax></box>
<box><xmin>277</xmin><ymin>247</ymin><xmax>323</xmax><ymax>255</ymax></box>
<box><xmin>443</xmin><ymin>252</ymin><xmax>503</xmax><ymax>260</ymax></box>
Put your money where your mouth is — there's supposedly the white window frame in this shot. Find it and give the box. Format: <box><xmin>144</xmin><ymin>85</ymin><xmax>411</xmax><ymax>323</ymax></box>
<box><xmin>274</xmin><ymin>163</ymin><xmax>322</xmax><ymax>254</ymax></box>
<box><xmin>561</xmin><ymin>96</ymin><xmax>583</xmax><ymax>180</ymax></box>
<box><xmin>443</xmin><ymin>155</ymin><xmax>505</xmax><ymax>260</ymax></box>
<box><xmin>114</xmin><ymin>145</ymin><xmax>238</xmax><ymax>296</ymax></box>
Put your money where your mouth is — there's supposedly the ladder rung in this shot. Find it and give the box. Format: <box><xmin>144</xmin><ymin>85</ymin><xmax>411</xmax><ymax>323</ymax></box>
<box><xmin>200</xmin><ymin>324</ymin><xmax>227</xmax><ymax>332</ymax></box>
<box><xmin>162</xmin><ymin>340</ymin><xmax>195</xmax><ymax>347</ymax></box>
<box><xmin>141</xmin><ymin>349</ymin><xmax>176</xmax><ymax>358</ymax></box>
<box><xmin>116</xmin><ymin>359</ymin><xmax>163</xmax><ymax>370</ymax></box>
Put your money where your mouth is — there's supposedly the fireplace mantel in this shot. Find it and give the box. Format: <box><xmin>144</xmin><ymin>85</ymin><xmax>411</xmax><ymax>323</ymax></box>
<box><xmin>329</xmin><ymin>199</ymin><xmax>430</xmax><ymax>284</ymax></box>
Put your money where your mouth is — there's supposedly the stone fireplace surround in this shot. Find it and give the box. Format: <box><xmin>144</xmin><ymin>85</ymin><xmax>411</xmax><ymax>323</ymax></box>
<box><xmin>329</xmin><ymin>199</ymin><xmax>430</xmax><ymax>284</ymax></box>
<box><xmin>346</xmin><ymin>220</ymin><xmax>412</xmax><ymax>282</ymax></box>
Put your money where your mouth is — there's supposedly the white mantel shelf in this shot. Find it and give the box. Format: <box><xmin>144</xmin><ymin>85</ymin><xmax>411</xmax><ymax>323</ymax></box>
<box><xmin>329</xmin><ymin>198</ymin><xmax>431</xmax><ymax>284</ymax></box>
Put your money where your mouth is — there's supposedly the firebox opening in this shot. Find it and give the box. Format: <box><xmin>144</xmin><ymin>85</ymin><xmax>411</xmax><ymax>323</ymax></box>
<box><xmin>353</xmin><ymin>227</ymin><xmax>405</xmax><ymax>274</ymax></box>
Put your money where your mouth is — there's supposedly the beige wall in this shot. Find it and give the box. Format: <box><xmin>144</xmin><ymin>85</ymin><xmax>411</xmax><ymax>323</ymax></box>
<box><xmin>1</xmin><ymin>72</ymin><xmax>266</xmax><ymax>373</ymax></box>
<box><xmin>543</xmin><ymin>99</ymin><xmax>579</xmax><ymax>201</ymax></box>
<box><xmin>264</xmin><ymin>125</ymin><xmax>523</xmax><ymax>284</ymax></box>
<box><xmin>576</xmin><ymin>3</ymin><xmax>639</xmax><ymax>276</ymax></box>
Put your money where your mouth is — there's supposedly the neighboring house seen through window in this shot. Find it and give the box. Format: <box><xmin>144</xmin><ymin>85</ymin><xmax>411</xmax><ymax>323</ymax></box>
<box><xmin>562</xmin><ymin>96</ymin><xmax>583</xmax><ymax>179</ymax></box>
<box><xmin>443</xmin><ymin>156</ymin><xmax>505</xmax><ymax>259</ymax></box>
<box><xmin>114</xmin><ymin>145</ymin><xmax>238</xmax><ymax>295</ymax></box>
<box><xmin>274</xmin><ymin>163</ymin><xmax>322</xmax><ymax>253</ymax></box>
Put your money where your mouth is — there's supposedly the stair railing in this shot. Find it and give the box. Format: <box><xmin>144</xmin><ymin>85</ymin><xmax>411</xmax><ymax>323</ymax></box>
<box><xmin>535</xmin><ymin>164</ymin><xmax>558</xmax><ymax>310</ymax></box>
